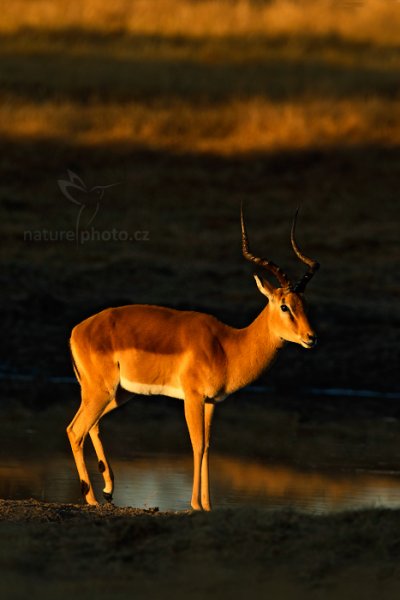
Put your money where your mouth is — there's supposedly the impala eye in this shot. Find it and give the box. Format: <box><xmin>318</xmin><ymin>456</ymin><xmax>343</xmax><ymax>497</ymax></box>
<box><xmin>281</xmin><ymin>304</ymin><xmax>289</xmax><ymax>312</ymax></box>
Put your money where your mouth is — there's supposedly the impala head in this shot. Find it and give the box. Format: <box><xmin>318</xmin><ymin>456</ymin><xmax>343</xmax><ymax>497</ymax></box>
<box><xmin>241</xmin><ymin>204</ymin><xmax>320</xmax><ymax>349</ymax></box>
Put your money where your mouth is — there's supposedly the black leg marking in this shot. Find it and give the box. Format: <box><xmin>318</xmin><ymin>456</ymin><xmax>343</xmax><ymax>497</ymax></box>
<box><xmin>103</xmin><ymin>491</ymin><xmax>113</xmax><ymax>503</ymax></box>
<box><xmin>80</xmin><ymin>480</ymin><xmax>90</xmax><ymax>497</ymax></box>
<box><xmin>98</xmin><ymin>460</ymin><xmax>106</xmax><ymax>473</ymax></box>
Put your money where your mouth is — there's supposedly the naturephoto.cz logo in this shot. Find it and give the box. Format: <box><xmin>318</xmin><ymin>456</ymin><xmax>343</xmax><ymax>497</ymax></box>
<box><xmin>23</xmin><ymin>170</ymin><xmax>149</xmax><ymax>244</ymax></box>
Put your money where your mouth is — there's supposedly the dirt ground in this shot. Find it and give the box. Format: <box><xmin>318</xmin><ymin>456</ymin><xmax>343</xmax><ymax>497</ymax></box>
<box><xmin>1</xmin><ymin>499</ymin><xmax>400</xmax><ymax>600</ymax></box>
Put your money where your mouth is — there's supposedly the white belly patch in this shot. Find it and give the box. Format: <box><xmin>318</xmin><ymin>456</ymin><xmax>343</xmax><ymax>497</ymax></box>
<box><xmin>120</xmin><ymin>376</ymin><xmax>185</xmax><ymax>400</ymax></box>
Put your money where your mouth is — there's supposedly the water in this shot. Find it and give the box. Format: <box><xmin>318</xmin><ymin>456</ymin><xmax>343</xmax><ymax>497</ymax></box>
<box><xmin>2</xmin><ymin>453</ymin><xmax>400</xmax><ymax>513</ymax></box>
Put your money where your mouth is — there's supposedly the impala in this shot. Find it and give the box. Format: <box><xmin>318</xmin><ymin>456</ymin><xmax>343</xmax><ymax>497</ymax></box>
<box><xmin>67</xmin><ymin>206</ymin><xmax>319</xmax><ymax>510</ymax></box>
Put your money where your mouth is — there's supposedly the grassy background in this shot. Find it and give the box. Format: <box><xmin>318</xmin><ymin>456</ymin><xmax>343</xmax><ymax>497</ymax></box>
<box><xmin>1</xmin><ymin>0</ymin><xmax>399</xmax><ymax>399</ymax></box>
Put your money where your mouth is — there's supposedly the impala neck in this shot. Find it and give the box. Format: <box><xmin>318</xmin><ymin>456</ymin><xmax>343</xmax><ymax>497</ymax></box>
<box><xmin>224</xmin><ymin>304</ymin><xmax>284</xmax><ymax>394</ymax></box>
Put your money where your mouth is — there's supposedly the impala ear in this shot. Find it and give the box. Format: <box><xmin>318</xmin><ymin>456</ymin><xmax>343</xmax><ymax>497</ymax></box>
<box><xmin>254</xmin><ymin>274</ymin><xmax>275</xmax><ymax>300</ymax></box>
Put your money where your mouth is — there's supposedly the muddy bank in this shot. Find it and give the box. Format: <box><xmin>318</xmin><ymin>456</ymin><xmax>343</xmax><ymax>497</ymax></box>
<box><xmin>1</xmin><ymin>499</ymin><xmax>400</xmax><ymax>600</ymax></box>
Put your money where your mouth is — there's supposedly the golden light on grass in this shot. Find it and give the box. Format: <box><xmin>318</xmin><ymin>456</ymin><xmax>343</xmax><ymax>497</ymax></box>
<box><xmin>2</xmin><ymin>0</ymin><xmax>400</xmax><ymax>45</ymax></box>
<box><xmin>1</xmin><ymin>0</ymin><xmax>399</xmax><ymax>155</ymax></box>
<box><xmin>1</xmin><ymin>97</ymin><xmax>399</xmax><ymax>155</ymax></box>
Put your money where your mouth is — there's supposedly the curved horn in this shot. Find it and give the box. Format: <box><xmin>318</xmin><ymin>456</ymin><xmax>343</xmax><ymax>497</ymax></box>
<box><xmin>241</xmin><ymin>202</ymin><xmax>291</xmax><ymax>289</ymax></box>
<box><xmin>291</xmin><ymin>207</ymin><xmax>320</xmax><ymax>293</ymax></box>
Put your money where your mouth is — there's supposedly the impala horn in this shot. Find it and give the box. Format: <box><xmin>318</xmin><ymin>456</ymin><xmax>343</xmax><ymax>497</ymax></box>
<box><xmin>291</xmin><ymin>207</ymin><xmax>320</xmax><ymax>293</ymax></box>
<box><xmin>241</xmin><ymin>202</ymin><xmax>292</xmax><ymax>289</ymax></box>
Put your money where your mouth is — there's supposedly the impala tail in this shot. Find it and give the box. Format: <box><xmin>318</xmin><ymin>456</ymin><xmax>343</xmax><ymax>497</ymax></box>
<box><xmin>69</xmin><ymin>340</ymin><xmax>81</xmax><ymax>383</ymax></box>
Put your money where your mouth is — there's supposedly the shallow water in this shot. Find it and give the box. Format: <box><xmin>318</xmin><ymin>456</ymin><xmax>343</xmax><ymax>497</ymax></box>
<box><xmin>2</xmin><ymin>453</ymin><xmax>400</xmax><ymax>513</ymax></box>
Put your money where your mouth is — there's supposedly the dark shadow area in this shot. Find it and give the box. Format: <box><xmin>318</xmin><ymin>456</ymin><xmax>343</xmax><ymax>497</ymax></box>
<box><xmin>1</xmin><ymin>135</ymin><xmax>399</xmax><ymax>396</ymax></box>
<box><xmin>2</xmin><ymin>497</ymin><xmax>400</xmax><ymax>599</ymax></box>
<box><xmin>4</xmin><ymin>27</ymin><xmax>400</xmax><ymax>56</ymax></box>
<box><xmin>0</xmin><ymin>29</ymin><xmax>399</xmax><ymax>103</ymax></box>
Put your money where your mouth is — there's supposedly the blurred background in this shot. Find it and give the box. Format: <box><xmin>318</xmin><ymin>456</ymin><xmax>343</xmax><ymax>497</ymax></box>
<box><xmin>1</xmin><ymin>1</ymin><xmax>400</xmax><ymax>484</ymax></box>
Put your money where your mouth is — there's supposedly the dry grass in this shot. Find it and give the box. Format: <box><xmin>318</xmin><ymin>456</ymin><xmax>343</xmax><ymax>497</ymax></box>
<box><xmin>1</xmin><ymin>0</ymin><xmax>399</xmax><ymax>154</ymax></box>
<box><xmin>1</xmin><ymin>0</ymin><xmax>400</xmax><ymax>44</ymax></box>
<box><xmin>2</xmin><ymin>97</ymin><xmax>399</xmax><ymax>154</ymax></box>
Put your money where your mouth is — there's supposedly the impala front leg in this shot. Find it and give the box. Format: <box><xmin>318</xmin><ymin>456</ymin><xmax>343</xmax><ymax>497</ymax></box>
<box><xmin>184</xmin><ymin>392</ymin><xmax>205</xmax><ymax>511</ymax></box>
<box><xmin>201</xmin><ymin>400</ymin><xmax>215</xmax><ymax>511</ymax></box>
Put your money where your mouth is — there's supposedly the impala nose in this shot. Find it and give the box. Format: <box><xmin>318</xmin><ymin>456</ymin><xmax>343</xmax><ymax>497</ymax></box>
<box><xmin>307</xmin><ymin>334</ymin><xmax>317</xmax><ymax>347</ymax></box>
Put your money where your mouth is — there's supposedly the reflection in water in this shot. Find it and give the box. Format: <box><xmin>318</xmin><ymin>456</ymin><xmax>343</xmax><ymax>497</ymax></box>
<box><xmin>212</xmin><ymin>457</ymin><xmax>400</xmax><ymax>513</ymax></box>
<box><xmin>1</xmin><ymin>454</ymin><xmax>400</xmax><ymax>513</ymax></box>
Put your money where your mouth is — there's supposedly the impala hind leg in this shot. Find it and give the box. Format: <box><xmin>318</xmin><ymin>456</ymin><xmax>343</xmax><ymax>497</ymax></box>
<box><xmin>89</xmin><ymin>424</ymin><xmax>114</xmax><ymax>502</ymax></box>
<box><xmin>67</xmin><ymin>391</ymin><xmax>112</xmax><ymax>505</ymax></box>
<box><xmin>88</xmin><ymin>398</ymin><xmax>119</xmax><ymax>502</ymax></box>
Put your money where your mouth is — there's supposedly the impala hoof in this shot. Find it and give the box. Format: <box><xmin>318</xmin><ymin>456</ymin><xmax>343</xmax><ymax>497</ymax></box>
<box><xmin>103</xmin><ymin>491</ymin><xmax>113</xmax><ymax>503</ymax></box>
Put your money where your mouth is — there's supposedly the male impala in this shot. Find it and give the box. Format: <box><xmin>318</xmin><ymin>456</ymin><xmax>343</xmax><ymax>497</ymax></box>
<box><xmin>67</xmin><ymin>206</ymin><xmax>319</xmax><ymax>510</ymax></box>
